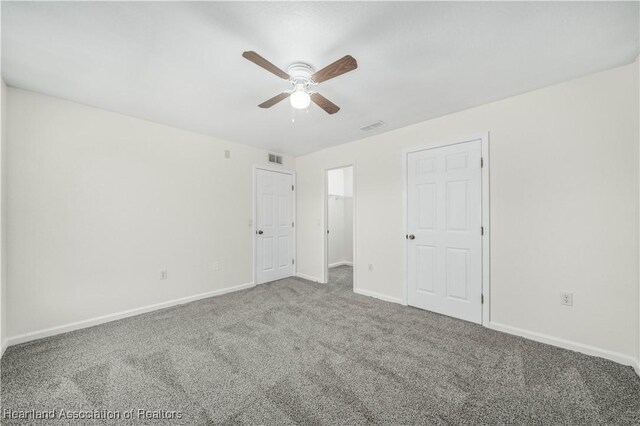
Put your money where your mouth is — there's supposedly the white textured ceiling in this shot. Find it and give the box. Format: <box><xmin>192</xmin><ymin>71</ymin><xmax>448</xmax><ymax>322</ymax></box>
<box><xmin>2</xmin><ymin>2</ymin><xmax>638</xmax><ymax>156</ymax></box>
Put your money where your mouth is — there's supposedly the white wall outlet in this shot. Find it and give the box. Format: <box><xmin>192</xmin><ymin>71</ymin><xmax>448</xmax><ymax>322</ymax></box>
<box><xmin>160</xmin><ymin>270</ymin><xmax>168</xmax><ymax>280</ymax></box>
<box><xmin>560</xmin><ymin>292</ymin><xmax>573</xmax><ymax>306</ymax></box>
<box><xmin>368</xmin><ymin>264</ymin><xmax>374</xmax><ymax>272</ymax></box>
<box><xmin>213</xmin><ymin>262</ymin><xmax>220</xmax><ymax>272</ymax></box>
<box><xmin>224</xmin><ymin>149</ymin><xmax>231</xmax><ymax>159</ymax></box>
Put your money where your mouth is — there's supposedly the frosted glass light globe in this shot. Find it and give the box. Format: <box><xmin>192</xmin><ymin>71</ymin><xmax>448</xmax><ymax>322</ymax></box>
<box><xmin>290</xmin><ymin>88</ymin><xmax>310</xmax><ymax>109</ymax></box>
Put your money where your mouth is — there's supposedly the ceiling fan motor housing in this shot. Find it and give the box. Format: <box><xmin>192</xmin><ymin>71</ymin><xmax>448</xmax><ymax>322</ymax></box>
<box><xmin>287</xmin><ymin>63</ymin><xmax>315</xmax><ymax>87</ymax></box>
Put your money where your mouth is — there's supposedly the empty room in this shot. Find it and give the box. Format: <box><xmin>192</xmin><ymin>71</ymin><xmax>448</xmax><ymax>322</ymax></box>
<box><xmin>0</xmin><ymin>1</ymin><xmax>639</xmax><ymax>424</ymax></box>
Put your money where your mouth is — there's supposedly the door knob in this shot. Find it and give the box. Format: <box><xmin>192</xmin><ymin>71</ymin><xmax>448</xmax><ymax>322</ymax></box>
<box><xmin>408</xmin><ymin>234</ymin><xmax>415</xmax><ymax>240</ymax></box>
<box><xmin>257</xmin><ymin>230</ymin><xmax>263</xmax><ymax>235</ymax></box>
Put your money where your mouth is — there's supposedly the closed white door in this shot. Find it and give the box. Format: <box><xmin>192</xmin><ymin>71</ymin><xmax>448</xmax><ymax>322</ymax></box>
<box><xmin>256</xmin><ymin>169</ymin><xmax>294</xmax><ymax>284</ymax></box>
<box><xmin>407</xmin><ymin>140</ymin><xmax>483</xmax><ymax>324</ymax></box>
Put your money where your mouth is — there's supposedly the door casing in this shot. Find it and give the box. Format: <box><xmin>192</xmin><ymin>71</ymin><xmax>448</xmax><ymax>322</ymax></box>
<box><xmin>402</xmin><ymin>133</ymin><xmax>490</xmax><ymax>325</ymax></box>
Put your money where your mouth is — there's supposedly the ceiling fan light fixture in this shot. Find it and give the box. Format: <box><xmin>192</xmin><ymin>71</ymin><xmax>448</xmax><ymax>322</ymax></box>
<box><xmin>290</xmin><ymin>85</ymin><xmax>310</xmax><ymax>109</ymax></box>
<box><xmin>243</xmin><ymin>52</ymin><xmax>357</xmax><ymax>115</ymax></box>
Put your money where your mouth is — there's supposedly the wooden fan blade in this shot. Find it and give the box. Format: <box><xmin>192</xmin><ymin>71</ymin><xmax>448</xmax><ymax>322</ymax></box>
<box><xmin>311</xmin><ymin>55</ymin><xmax>357</xmax><ymax>84</ymax></box>
<box><xmin>259</xmin><ymin>92</ymin><xmax>291</xmax><ymax>108</ymax></box>
<box><xmin>311</xmin><ymin>93</ymin><xmax>340</xmax><ymax>114</ymax></box>
<box><xmin>242</xmin><ymin>51</ymin><xmax>290</xmax><ymax>80</ymax></box>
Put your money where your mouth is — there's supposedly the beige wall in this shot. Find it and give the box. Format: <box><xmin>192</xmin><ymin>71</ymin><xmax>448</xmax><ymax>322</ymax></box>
<box><xmin>296</xmin><ymin>62</ymin><xmax>639</xmax><ymax>365</ymax></box>
<box><xmin>6</xmin><ymin>88</ymin><xmax>293</xmax><ymax>340</ymax></box>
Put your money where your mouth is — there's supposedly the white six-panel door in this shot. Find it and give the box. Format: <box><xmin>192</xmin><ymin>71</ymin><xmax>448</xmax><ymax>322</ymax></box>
<box><xmin>407</xmin><ymin>140</ymin><xmax>483</xmax><ymax>324</ymax></box>
<box><xmin>256</xmin><ymin>169</ymin><xmax>294</xmax><ymax>284</ymax></box>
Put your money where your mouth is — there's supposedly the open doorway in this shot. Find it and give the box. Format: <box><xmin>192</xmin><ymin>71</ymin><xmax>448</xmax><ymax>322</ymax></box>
<box><xmin>325</xmin><ymin>165</ymin><xmax>354</xmax><ymax>290</ymax></box>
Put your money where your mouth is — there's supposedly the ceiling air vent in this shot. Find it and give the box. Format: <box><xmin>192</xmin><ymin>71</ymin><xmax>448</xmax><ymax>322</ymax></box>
<box><xmin>360</xmin><ymin>120</ymin><xmax>386</xmax><ymax>132</ymax></box>
<box><xmin>268</xmin><ymin>153</ymin><xmax>283</xmax><ymax>165</ymax></box>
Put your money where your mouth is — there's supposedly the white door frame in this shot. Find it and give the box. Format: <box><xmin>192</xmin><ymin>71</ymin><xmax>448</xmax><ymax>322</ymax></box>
<box><xmin>323</xmin><ymin>163</ymin><xmax>357</xmax><ymax>292</ymax></box>
<box><xmin>402</xmin><ymin>133</ymin><xmax>490</xmax><ymax>325</ymax></box>
<box><xmin>253</xmin><ymin>164</ymin><xmax>296</xmax><ymax>285</ymax></box>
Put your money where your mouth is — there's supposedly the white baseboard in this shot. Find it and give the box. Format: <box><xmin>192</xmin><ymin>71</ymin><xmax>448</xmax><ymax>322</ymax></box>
<box><xmin>295</xmin><ymin>272</ymin><xmax>320</xmax><ymax>282</ymax></box>
<box><xmin>6</xmin><ymin>281</ymin><xmax>255</xmax><ymax>347</ymax></box>
<box><xmin>354</xmin><ymin>288</ymin><xmax>402</xmax><ymax>304</ymax></box>
<box><xmin>487</xmin><ymin>321</ymin><xmax>638</xmax><ymax>369</ymax></box>
<box><xmin>1</xmin><ymin>339</ymin><xmax>7</xmax><ymax>359</ymax></box>
<box><xmin>329</xmin><ymin>261</ymin><xmax>353</xmax><ymax>268</ymax></box>
<box><xmin>634</xmin><ymin>361</ymin><xmax>640</xmax><ymax>377</ymax></box>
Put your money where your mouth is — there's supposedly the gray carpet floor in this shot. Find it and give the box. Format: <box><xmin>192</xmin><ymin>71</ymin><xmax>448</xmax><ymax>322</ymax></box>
<box><xmin>2</xmin><ymin>265</ymin><xmax>640</xmax><ymax>425</ymax></box>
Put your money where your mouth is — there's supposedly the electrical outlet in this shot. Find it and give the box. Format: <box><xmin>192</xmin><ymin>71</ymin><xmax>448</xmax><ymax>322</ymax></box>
<box><xmin>160</xmin><ymin>270</ymin><xmax>168</xmax><ymax>280</ymax></box>
<box><xmin>224</xmin><ymin>149</ymin><xmax>231</xmax><ymax>159</ymax></box>
<box><xmin>368</xmin><ymin>264</ymin><xmax>374</xmax><ymax>272</ymax></box>
<box><xmin>213</xmin><ymin>262</ymin><xmax>220</xmax><ymax>272</ymax></box>
<box><xmin>560</xmin><ymin>292</ymin><xmax>573</xmax><ymax>306</ymax></box>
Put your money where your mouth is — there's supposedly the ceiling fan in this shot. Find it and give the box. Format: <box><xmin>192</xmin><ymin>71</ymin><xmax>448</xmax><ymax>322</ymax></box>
<box><xmin>242</xmin><ymin>51</ymin><xmax>358</xmax><ymax>115</ymax></box>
